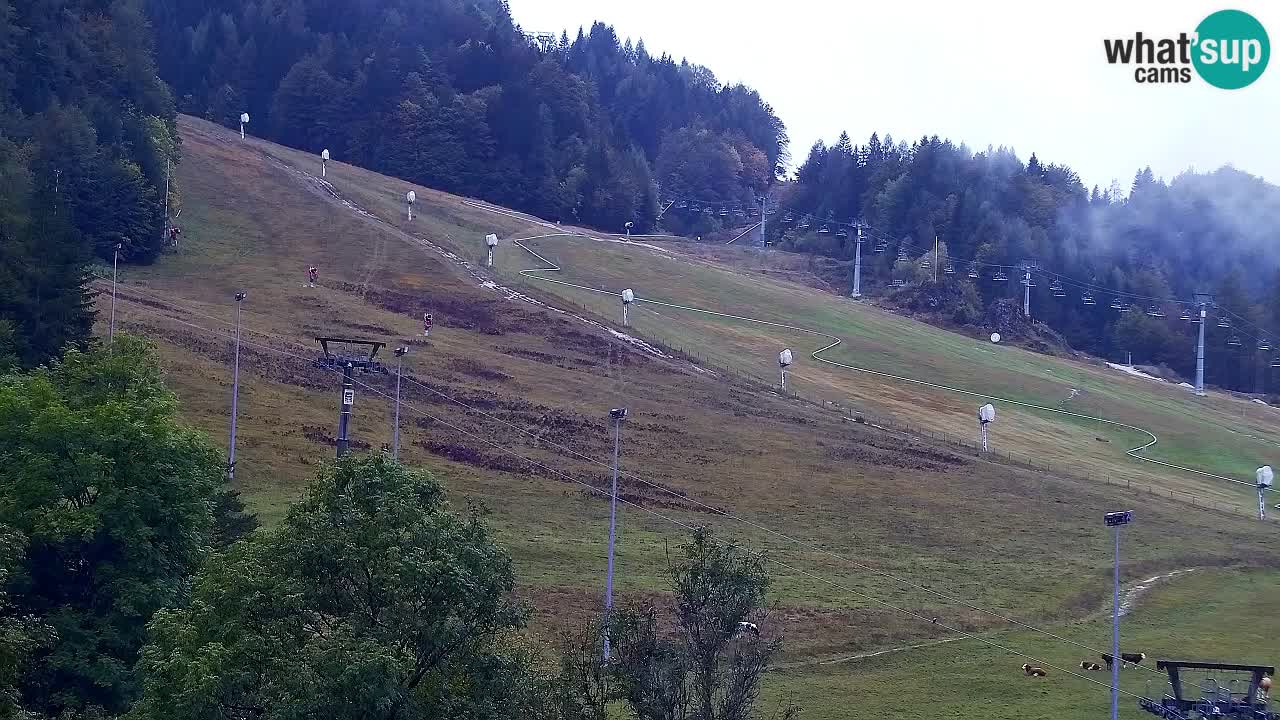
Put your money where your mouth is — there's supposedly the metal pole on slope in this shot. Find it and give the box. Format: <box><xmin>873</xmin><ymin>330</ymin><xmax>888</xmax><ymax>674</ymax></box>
<box><xmin>852</xmin><ymin>221</ymin><xmax>865</xmax><ymax>298</ymax></box>
<box><xmin>393</xmin><ymin>346</ymin><xmax>409</xmax><ymax>459</ymax></box>
<box><xmin>228</xmin><ymin>292</ymin><xmax>246</xmax><ymax>482</ymax></box>
<box><xmin>1104</xmin><ymin>510</ymin><xmax>1133</xmax><ymax>720</ymax></box>
<box><xmin>759</xmin><ymin>195</ymin><xmax>767</xmax><ymax>248</ymax></box>
<box><xmin>162</xmin><ymin>158</ymin><xmax>170</xmax><ymax>244</ymax></box>
<box><xmin>603</xmin><ymin>407</ymin><xmax>628</xmax><ymax>661</ymax></box>
<box><xmin>934</xmin><ymin>235</ymin><xmax>939</xmax><ymax>284</ymax></box>
<box><xmin>337</xmin><ymin>362</ymin><xmax>354</xmax><ymax>458</ymax></box>
<box><xmin>1258</xmin><ymin>466</ymin><xmax>1274</xmax><ymax>521</ymax></box>
<box><xmin>109</xmin><ymin>243</ymin><xmax>121</xmax><ymax>349</ymax></box>
<box><xmin>1194</xmin><ymin>294</ymin><xmax>1213</xmax><ymax>396</ymax></box>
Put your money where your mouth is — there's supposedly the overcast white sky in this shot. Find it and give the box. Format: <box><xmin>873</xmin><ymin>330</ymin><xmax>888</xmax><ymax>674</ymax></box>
<box><xmin>510</xmin><ymin>0</ymin><xmax>1278</xmax><ymax>190</ymax></box>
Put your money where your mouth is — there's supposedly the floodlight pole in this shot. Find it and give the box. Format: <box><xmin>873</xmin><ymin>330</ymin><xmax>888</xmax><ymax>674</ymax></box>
<box><xmin>109</xmin><ymin>243</ymin><xmax>121</xmax><ymax>349</ymax></box>
<box><xmin>337</xmin><ymin>362</ymin><xmax>354</xmax><ymax>458</ymax></box>
<box><xmin>603</xmin><ymin>408</ymin><xmax>627</xmax><ymax>661</ymax></box>
<box><xmin>851</xmin><ymin>222</ymin><xmax>865</xmax><ymax>298</ymax></box>
<box><xmin>1105</xmin><ymin>510</ymin><xmax>1133</xmax><ymax>720</ymax></box>
<box><xmin>228</xmin><ymin>292</ymin><xmax>246</xmax><ymax>482</ymax></box>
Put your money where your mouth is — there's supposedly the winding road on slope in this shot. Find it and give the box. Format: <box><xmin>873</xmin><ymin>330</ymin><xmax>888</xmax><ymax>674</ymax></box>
<box><xmin>453</xmin><ymin>199</ymin><xmax>1273</xmax><ymax>506</ymax></box>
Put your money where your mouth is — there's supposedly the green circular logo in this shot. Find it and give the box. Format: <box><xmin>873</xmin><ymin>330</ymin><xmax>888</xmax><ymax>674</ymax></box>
<box><xmin>1193</xmin><ymin>10</ymin><xmax>1270</xmax><ymax>89</ymax></box>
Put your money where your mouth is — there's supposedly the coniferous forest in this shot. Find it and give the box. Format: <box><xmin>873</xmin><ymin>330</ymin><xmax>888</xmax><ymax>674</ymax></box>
<box><xmin>2</xmin><ymin>0</ymin><xmax>1279</xmax><ymax>389</ymax></box>
<box><xmin>771</xmin><ymin>135</ymin><xmax>1280</xmax><ymax>392</ymax></box>
<box><xmin>143</xmin><ymin>0</ymin><xmax>786</xmax><ymax>234</ymax></box>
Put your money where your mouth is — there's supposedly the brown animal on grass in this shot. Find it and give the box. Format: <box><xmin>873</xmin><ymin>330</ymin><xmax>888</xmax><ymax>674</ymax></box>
<box><xmin>1022</xmin><ymin>664</ymin><xmax>1047</xmax><ymax>677</ymax></box>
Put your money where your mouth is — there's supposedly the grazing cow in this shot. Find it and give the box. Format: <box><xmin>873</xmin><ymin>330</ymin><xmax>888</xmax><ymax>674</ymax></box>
<box><xmin>1101</xmin><ymin>652</ymin><xmax>1146</xmax><ymax>670</ymax></box>
<box><xmin>1080</xmin><ymin>661</ymin><xmax>1105</xmax><ymax>672</ymax></box>
<box><xmin>1022</xmin><ymin>664</ymin><xmax>1047</xmax><ymax>677</ymax></box>
<box><xmin>734</xmin><ymin>621</ymin><xmax>760</xmax><ymax>638</ymax></box>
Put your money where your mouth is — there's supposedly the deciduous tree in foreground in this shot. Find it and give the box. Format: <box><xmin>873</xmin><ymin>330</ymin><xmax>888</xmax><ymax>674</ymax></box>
<box><xmin>130</xmin><ymin>455</ymin><xmax>554</xmax><ymax>720</ymax></box>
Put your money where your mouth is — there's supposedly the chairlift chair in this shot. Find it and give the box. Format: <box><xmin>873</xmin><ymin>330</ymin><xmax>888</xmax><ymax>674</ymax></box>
<box><xmin>782</xmin><ymin>212</ymin><xmax>794</xmax><ymax>222</ymax></box>
<box><xmin>836</xmin><ymin>227</ymin><xmax>849</xmax><ymax>240</ymax></box>
<box><xmin>920</xmin><ymin>258</ymin><xmax>932</xmax><ymax>269</ymax></box>
<box><xmin>1180</xmin><ymin>309</ymin><xmax>1193</xmax><ymax>321</ymax></box>
<box><xmin>1147</xmin><ymin>305</ymin><xmax>1165</xmax><ymax>318</ymax></box>
<box><xmin>968</xmin><ymin>264</ymin><xmax>980</xmax><ymax>279</ymax></box>
<box><xmin>1082</xmin><ymin>291</ymin><xmax>1096</xmax><ymax>305</ymax></box>
<box><xmin>944</xmin><ymin>262</ymin><xmax>956</xmax><ymax>275</ymax></box>
<box><xmin>1259</xmin><ymin>340</ymin><xmax>1273</xmax><ymax>352</ymax></box>
<box><xmin>1217</xmin><ymin>317</ymin><xmax>1231</xmax><ymax>328</ymax></box>
<box><xmin>1110</xmin><ymin>298</ymin><xmax>1125</xmax><ymax>310</ymax></box>
<box><xmin>719</xmin><ymin>207</ymin><xmax>729</xmax><ymax>217</ymax></box>
<box><xmin>1119</xmin><ymin>303</ymin><xmax>1132</xmax><ymax>313</ymax></box>
<box><xmin>766</xmin><ymin>207</ymin><xmax>777</xmax><ymax>216</ymax></box>
<box><xmin>1272</xmin><ymin>356</ymin><xmax>1280</xmax><ymax>368</ymax></box>
<box><xmin>891</xmin><ymin>278</ymin><xmax>906</xmax><ymax>288</ymax></box>
<box><xmin>704</xmin><ymin>206</ymin><xmax>714</xmax><ymax>215</ymax></box>
<box><xmin>875</xmin><ymin>239</ymin><xmax>889</xmax><ymax>253</ymax></box>
<box><xmin>817</xmin><ymin>224</ymin><xmax>831</xmax><ymax>235</ymax></box>
<box><xmin>897</xmin><ymin>249</ymin><xmax>910</xmax><ymax>262</ymax></box>
<box><xmin>992</xmin><ymin>270</ymin><xmax>1009</xmax><ymax>282</ymax></box>
<box><xmin>1050</xmin><ymin>279</ymin><xmax>1065</xmax><ymax>295</ymax></box>
<box><xmin>1227</xmin><ymin>335</ymin><xmax>1243</xmax><ymax>347</ymax></box>
<box><xmin>797</xmin><ymin>219</ymin><xmax>811</xmax><ymax>230</ymax></box>
<box><xmin>1021</xmin><ymin>274</ymin><xmax>1036</xmax><ymax>287</ymax></box>
<box><xmin>676</xmin><ymin>200</ymin><xmax>688</xmax><ymax>209</ymax></box>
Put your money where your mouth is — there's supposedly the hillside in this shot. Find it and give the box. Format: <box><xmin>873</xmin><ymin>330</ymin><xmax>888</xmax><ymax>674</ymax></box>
<box><xmin>99</xmin><ymin>116</ymin><xmax>1280</xmax><ymax>719</ymax></box>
